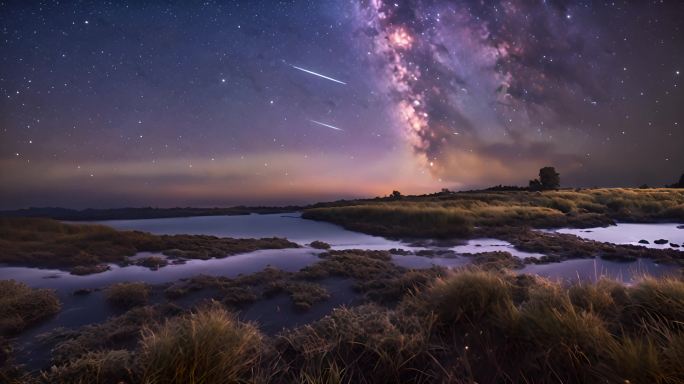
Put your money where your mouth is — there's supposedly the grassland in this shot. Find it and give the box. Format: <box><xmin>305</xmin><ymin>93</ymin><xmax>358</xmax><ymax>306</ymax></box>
<box><xmin>7</xmin><ymin>265</ymin><xmax>681</xmax><ymax>384</ymax></box>
<box><xmin>304</xmin><ymin>188</ymin><xmax>684</xmax><ymax>237</ymax></box>
<box><xmin>303</xmin><ymin>188</ymin><xmax>684</xmax><ymax>266</ymax></box>
<box><xmin>0</xmin><ymin>218</ymin><xmax>298</xmax><ymax>274</ymax></box>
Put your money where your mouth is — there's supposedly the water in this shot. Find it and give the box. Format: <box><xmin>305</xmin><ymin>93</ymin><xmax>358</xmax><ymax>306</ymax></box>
<box><xmin>452</xmin><ymin>238</ymin><xmax>547</xmax><ymax>259</ymax></box>
<box><xmin>520</xmin><ymin>258</ymin><xmax>679</xmax><ymax>285</ymax></box>
<box><xmin>3</xmin><ymin>214</ymin><xmax>682</xmax><ymax>371</ymax></box>
<box><xmin>1</xmin><ymin>249</ymin><xmax>319</xmax><ymax>292</ymax></box>
<box><xmin>4</xmin><ymin>215</ymin><xmax>680</xmax><ymax>293</ymax></box>
<box><xmin>392</xmin><ymin>254</ymin><xmax>471</xmax><ymax>269</ymax></box>
<box><xmin>95</xmin><ymin>212</ymin><xmax>423</xmax><ymax>251</ymax></box>
<box><xmin>4</xmin><ymin>247</ymin><xmax>323</xmax><ymax>365</ymax></box>
<box><xmin>549</xmin><ymin>222</ymin><xmax>684</xmax><ymax>251</ymax></box>
<box><xmin>241</xmin><ymin>277</ymin><xmax>361</xmax><ymax>334</ymax></box>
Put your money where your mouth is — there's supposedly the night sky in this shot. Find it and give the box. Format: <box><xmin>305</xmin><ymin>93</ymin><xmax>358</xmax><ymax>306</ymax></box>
<box><xmin>1</xmin><ymin>1</ymin><xmax>682</xmax><ymax>209</ymax></box>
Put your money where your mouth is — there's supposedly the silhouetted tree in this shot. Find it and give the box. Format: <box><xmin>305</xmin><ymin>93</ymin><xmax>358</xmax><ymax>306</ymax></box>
<box><xmin>391</xmin><ymin>190</ymin><xmax>402</xmax><ymax>199</ymax></box>
<box><xmin>528</xmin><ymin>167</ymin><xmax>560</xmax><ymax>191</ymax></box>
<box><xmin>669</xmin><ymin>173</ymin><xmax>684</xmax><ymax>188</ymax></box>
<box><xmin>539</xmin><ymin>167</ymin><xmax>560</xmax><ymax>190</ymax></box>
<box><xmin>528</xmin><ymin>179</ymin><xmax>543</xmax><ymax>191</ymax></box>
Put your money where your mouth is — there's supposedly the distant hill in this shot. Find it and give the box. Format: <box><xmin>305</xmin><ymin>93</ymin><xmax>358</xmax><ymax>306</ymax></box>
<box><xmin>0</xmin><ymin>206</ymin><xmax>303</xmax><ymax>221</ymax></box>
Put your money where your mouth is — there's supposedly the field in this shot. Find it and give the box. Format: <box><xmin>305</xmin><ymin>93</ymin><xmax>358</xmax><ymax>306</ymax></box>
<box><xmin>304</xmin><ymin>188</ymin><xmax>684</xmax><ymax>238</ymax></box>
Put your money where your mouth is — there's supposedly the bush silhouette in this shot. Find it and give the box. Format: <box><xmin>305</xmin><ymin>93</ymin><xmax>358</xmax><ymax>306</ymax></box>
<box><xmin>530</xmin><ymin>167</ymin><xmax>560</xmax><ymax>190</ymax></box>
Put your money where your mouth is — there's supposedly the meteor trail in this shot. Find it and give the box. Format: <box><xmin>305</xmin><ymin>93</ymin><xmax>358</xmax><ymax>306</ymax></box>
<box><xmin>291</xmin><ymin>65</ymin><xmax>347</xmax><ymax>85</ymax></box>
<box><xmin>309</xmin><ymin>119</ymin><xmax>343</xmax><ymax>131</ymax></box>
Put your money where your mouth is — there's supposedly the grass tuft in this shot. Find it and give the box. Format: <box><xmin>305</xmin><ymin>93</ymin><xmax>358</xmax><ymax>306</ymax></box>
<box><xmin>426</xmin><ymin>269</ymin><xmax>515</xmax><ymax>326</ymax></box>
<box><xmin>105</xmin><ymin>282</ymin><xmax>150</xmax><ymax>309</ymax></box>
<box><xmin>40</xmin><ymin>349</ymin><xmax>136</xmax><ymax>384</ymax></box>
<box><xmin>0</xmin><ymin>280</ymin><xmax>60</xmax><ymax>335</ymax></box>
<box><xmin>140</xmin><ymin>305</ymin><xmax>263</xmax><ymax>384</ymax></box>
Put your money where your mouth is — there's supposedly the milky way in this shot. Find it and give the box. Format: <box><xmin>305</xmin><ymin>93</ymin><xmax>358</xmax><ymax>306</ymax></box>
<box><xmin>355</xmin><ymin>0</ymin><xmax>682</xmax><ymax>183</ymax></box>
<box><xmin>0</xmin><ymin>1</ymin><xmax>682</xmax><ymax>208</ymax></box>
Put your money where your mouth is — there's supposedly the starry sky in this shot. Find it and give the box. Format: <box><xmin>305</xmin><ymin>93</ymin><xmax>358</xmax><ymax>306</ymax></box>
<box><xmin>1</xmin><ymin>1</ymin><xmax>682</xmax><ymax>209</ymax></box>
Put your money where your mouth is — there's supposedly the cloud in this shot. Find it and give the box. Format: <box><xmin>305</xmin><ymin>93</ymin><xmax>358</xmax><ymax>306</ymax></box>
<box><xmin>0</xmin><ymin>151</ymin><xmax>442</xmax><ymax>208</ymax></box>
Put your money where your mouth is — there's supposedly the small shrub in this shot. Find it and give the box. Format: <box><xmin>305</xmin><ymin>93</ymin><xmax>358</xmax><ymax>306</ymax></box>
<box><xmin>0</xmin><ymin>280</ymin><xmax>60</xmax><ymax>335</ymax></box>
<box><xmin>276</xmin><ymin>305</ymin><xmax>437</xmax><ymax>383</ymax></box>
<box><xmin>426</xmin><ymin>269</ymin><xmax>515</xmax><ymax>326</ymax></box>
<box><xmin>105</xmin><ymin>282</ymin><xmax>150</xmax><ymax>309</ymax></box>
<box><xmin>140</xmin><ymin>306</ymin><xmax>263</xmax><ymax>384</ymax></box>
<box><xmin>568</xmin><ymin>278</ymin><xmax>626</xmax><ymax>320</ymax></box>
<box><xmin>221</xmin><ymin>287</ymin><xmax>258</xmax><ymax>307</ymax></box>
<box><xmin>136</xmin><ymin>256</ymin><xmax>168</xmax><ymax>270</ymax></box>
<box><xmin>286</xmin><ymin>282</ymin><xmax>330</xmax><ymax>311</ymax></box>
<box><xmin>309</xmin><ymin>240</ymin><xmax>331</xmax><ymax>249</ymax></box>
<box><xmin>623</xmin><ymin>277</ymin><xmax>684</xmax><ymax>326</ymax></box>
<box><xmin>40</xmin><ymin>349</ymin><xmax>136</xmax><ymax>384</ymax></box>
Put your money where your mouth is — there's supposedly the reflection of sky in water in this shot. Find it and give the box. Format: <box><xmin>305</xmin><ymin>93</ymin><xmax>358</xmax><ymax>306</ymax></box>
<box><xmin>549</xmin><ymin>223</ymin><xmax>684</xmax><ymax>251</ymax></box>
<box><xmin>520</xmin><ymin>258</ymin><xmax>679</xmax><ymax>285</ymax></box>
<box><xmin>452</xmin><ymin>238</ymin><xmax>546</xmax><ymax>259</ymax></box>
<box><xmin>0</xmin><ymin>249</ymin><xmax>320</xmax><ymax>293</ymax></box>
<box><xmin>94</xmin><ymin>213</ymin><xmax>424</xmax><ymax>251</ymax></box>
<box><xmin>392</xmin><ymin>255</ymin><xmax>470</xmax><ymax>269</ymax></box>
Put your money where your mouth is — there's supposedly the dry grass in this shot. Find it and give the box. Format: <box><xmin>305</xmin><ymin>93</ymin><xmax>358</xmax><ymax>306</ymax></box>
<box><xmin>0</xmin><ymin>280</ymin><xmax>60</xmax><ymax>335</ymax></box>
<box><xmin>0</xmin><ymin>217</ymin><xmax>298</xmax><ymax>272</ymax></box>
<box><xmin>39</xmin><ymin>349</ymin><xmax>136</xmax><ymax>384</ymax></box>
<box><xmin>401</xmin><ymin>269</ymin><xmax>684</xmax><ymax>383</ymax></box>
<box><xmin>275</xmin><ymin>305</ymin><xmax>439</xmax><ymax>383</ymax></box>
<box><xmin>304</xmin><ymin>205</ymin><xmax>472</xmax><ymax>238</ymax></box>
<box><xmin>304</xmin><ymin>188</ymin><xmax>684</xmax><ymax>238</ymax></box>
<box><xmin>105</xmin><ymin>282</ymin><xmax>150</xmax><ymax>309</ymax></box>
<box><xmin>140</xmin><ymin>305</ymin><xmax>263</xmax><ymax>384</ymax></box>
<box><xmin>22</xmin><ymin>269</ymin><xmax>684</xmax><ymax>384</ymax></box>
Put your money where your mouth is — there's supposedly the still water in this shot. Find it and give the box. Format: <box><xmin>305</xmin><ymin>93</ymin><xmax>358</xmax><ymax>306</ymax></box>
<box><xmin>550</xmin><ymin>222</ymin><xmax>684</xmax><ymax>251</ymax></box>
<box><xmin>2</xmin><ymin>214</ymin><xmax>680</xmax><ymax>291</ymax></box>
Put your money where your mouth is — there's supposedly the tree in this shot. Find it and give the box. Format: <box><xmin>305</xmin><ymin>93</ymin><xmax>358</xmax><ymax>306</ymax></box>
<box><xmin>528</xmin><ymin>179</ymin><xmax>543</xmax><ymax>191</ymax></box>
<box><xmin>539</xmin><ymin>167</ymin><xmax>560</xmax><ymax>190</ymax></box>
<box><xmin>529</xmin><ymin>167</ymin><xmax>560</xmax><ymax>191</ymax></box>
<box><xmin>391</xmin><ymin>190</ymin><xmax>402</xmax><ymax>199</ymax></box>
<box><xmin>669</xmin><ymin>173</ymin><xmax>684</xmax><ymax>188</ymax></box>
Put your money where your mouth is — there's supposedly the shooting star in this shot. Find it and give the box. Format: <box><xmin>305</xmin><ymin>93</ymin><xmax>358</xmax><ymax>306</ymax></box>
<box><xmin>291</xmin><ymin>65</ymin><xmax>347</xmax><ymax>85</ymax></box>
<box><xmin>309</xmin><ymin>119</ymin><xmax>343</xmax><ymax>131</ymax></box>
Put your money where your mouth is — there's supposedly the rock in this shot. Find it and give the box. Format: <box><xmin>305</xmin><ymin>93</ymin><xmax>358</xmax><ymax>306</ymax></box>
<box><xmin>389</xmin><ymin>248</ymin><xmax>412</xmax><ymax>255</ymax></box>
<box><xmin>416</xmin><ymin>249</ymin><xmax>440</xmax><ymax>257</ymax></box>
<box><xmin>670</xmin><ymin>243</ymin><xmax>680</xmax><ymax>248</ymax></box>
<box><xmin>71</xmin><ymin>264</ymin><xmax>110</xmax><ymax>275</ymax></box>
<box><xmin>73</xmin><ymin>288</ymin><xmax>93</xmax><ymax>296</ymax></box>
<box><xmin>309</xmin><ymin>240</ymin><xmax>331</xmax><ymax>250</ymax></box>
<box><xmin>677</xmin><ymin>225</ymin><xmax>684</xmax><ymax>229</ymax></box>
<box><xmin>136</xmin><ymin>256</ymin><xmax>169</xmax><ymax>270</ymax></box>
<box><xmin>294</xmin><ymin>301</ymin><xmax>312</xmax><ymax>311</ymax></box>
<box><xmin>638</xmin><ymin>239</ymin><xmax>650</xmax><ymax>244</ymax></box>
<box><xmin>654</xmin><ymin>239</ymin><xmax>669</xmax><ymax>245</ymax></box>
<box><xmin>601</xmin><ymin>254</ymin><xmax>637</xmax><ymax>262</ymax></box>
<box><xmin>42</xmin><ymin>274</ymin><xmax>61</xmax><ymax>279</ymax></box>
